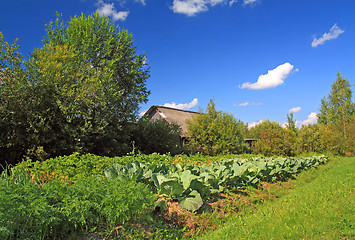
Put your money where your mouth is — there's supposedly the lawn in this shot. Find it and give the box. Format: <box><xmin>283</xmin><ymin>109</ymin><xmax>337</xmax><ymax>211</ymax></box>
<box><xmin>197</xmin><ymin>156</ymin><xmax>355</xmax><ymax>240</ymax></box>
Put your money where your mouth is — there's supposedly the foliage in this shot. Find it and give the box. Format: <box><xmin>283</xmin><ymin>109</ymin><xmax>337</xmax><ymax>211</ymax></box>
<box><xmin>105</xmin><ymin>156</ymin><xmax>328</xmax><ymax>211</ymax></box>
<box><xmin>44</xmin><ymin>12</ymin><xmax>150</xmax><ymax>123</ymax></box>
<box><xmin>318</xmin><ymin>72</ymin><xmax>354</xmax><ymax>139</ymax></box>
<box><xmin>0</xmin><ymin>33</ymin><xmax>31</xmax><ymax>165</ymax></box>
<box><xmin>0</xmin><ymin>164</ymin><xmax>154</xmax><ymax>239</ymax></box>
<box><xmin>20</xmin><ymin>152</ymin><xmax>256</xmax><ymax>185</ymax></box>
<box><xmin>297</xmin><ymin>123</ymin><xmax>323</xmax><ymax>153</ymax></box>
<box><xmin>186</xmin><ymin>99</ymin><xmax>247</xmax><ymax>155</ymax></box>
<box><xmin>315</xmin><ymin>72</ymin><xmax>354</xmax><ymax>155</ymax></box>
<box><xmin>132</xmin><ymin>118</ymin><xmax>184</xmax><ymax>155</ymax></box>
<box><xmin>250</xmin><ymin>120</ymin><xmax>297</xmax><ymax>156</ymax></box>
<box><xmin>0</xmin><ymin>153</ymin><xmax>329</xmax><ymax>238</ymax></box>
<box><xmin>286</xmin><ymin>112</ymin><xmax>297</xmax><ymax>132</ymax></box>
<box><xmin>0</xmin><ymin>12</ymin><xmax>150</xmax><ymax>165</ymax></box>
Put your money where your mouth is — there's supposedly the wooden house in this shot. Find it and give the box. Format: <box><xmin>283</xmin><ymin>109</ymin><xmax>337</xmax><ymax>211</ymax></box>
<box><xmin>142</xmin><ymin>105</ymin><xmax>199</xmax><ymax>138</ymax></box>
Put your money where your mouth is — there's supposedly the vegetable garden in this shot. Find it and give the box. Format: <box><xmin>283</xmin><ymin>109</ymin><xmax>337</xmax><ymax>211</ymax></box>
<box><xmin>0</xmin><ymin>153</ymin><xmax>328</xmax><ymax>239</ymax></box>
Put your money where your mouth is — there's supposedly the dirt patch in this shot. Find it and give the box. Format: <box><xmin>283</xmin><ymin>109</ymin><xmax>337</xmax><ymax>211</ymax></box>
<box><xmin>153</xmin><ymin>200</ymin><xmax>218</xmax><ymax>237</ymax></box>
<box><xmin>154</xmin><ymin>180</ymin><xmax>296</xmax><ymax>237</ymax></box>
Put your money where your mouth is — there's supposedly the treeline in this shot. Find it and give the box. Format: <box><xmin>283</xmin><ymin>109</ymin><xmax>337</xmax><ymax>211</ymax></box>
<box><xmin>247</xmin><ymin>72</ymin><xmax>354</xmax><ymax>156</ymax></box>
<box><xmin>184</xmin><ymin>73</ymin><xmax>354</xmax><ymax>157</ymax></box>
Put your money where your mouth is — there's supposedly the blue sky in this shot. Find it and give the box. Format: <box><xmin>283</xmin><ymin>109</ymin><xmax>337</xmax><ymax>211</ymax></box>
<box><xmin>1</xmin><ymin>0</ymin><xmax>354</xmax><ymax>127</ymax></box>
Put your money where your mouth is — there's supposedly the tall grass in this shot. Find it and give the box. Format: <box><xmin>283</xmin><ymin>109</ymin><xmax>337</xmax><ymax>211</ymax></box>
<box><xmin>197</xmin><ymin>157</ymin><xmax>355</xmax><ymax>240</ymax></box>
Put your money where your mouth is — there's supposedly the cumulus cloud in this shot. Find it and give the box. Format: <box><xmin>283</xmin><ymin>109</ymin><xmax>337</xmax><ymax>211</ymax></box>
<box><xmin>288</xmin><ymin>106</ymin><xmax>301</xmax><ymax>114</ymax></box>
<box><xmin>301</xmin><ymin>112</ymin><xmax>318</xmax><ymax>125</ymax></box>
<box><xmin>240</xmin><ymin>62</ymin><xmax>295</xmax><ymax>90</ymax></box>
<box><xmin>243</xmin><ymin>0</ymin><xmax>257</xmax><ymax>5</ymax></box>
<box><xmin>97</xmin><ymin>0</ymin><xmax>129</xmax><ymax>21</ymax></box>
<box><xmin>294</xmin><ymin>112</ymin><xmax>318</xmax><ymax>128</ymax></box>
<box><xmin>248</xmin><ymin>120</ymin><xmax>263</xmax><ymax>128</ymax></box>
<box><xmin>171</xmin><ymin>0</ymin><xmax>209</xmax><ymax>16</ymax></box>
<box><xmin>312</xmin><ymin>23</ymin><xmax>344</xmax><ymax>47</ymax></box>
<box><xmin>164</xmin><ymin>98</ymin><xmax>199</xmax><ymax>110</ymax></box>
<box><xmin>171</xmin><ymin>0</ymin><xmax>257</xmax><ymax>16</ymax></box>
<box><xmin>239</xmin><ymin>102</ymin><xmax>249</xmax><ymax>106</ymax></box>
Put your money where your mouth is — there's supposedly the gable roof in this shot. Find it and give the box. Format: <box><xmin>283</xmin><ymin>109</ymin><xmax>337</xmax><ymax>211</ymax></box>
<box><xmin>143</xmin><ymin>105</ymin><xmax>199</xmax><ymax>136</ymax></box>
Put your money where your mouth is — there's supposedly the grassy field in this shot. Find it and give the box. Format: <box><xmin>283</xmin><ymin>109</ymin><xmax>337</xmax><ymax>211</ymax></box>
<box><xmin>197</xmin><ymin>156</ymin><xmax>355</xmax><ymax>240</ymax></box>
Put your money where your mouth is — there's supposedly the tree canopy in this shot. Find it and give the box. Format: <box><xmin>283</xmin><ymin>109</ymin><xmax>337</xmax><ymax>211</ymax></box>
<box><xmin>318</xmin><ymin>72</ymin><xmax>354</xmax><ymax>139</ymax></box>
<box><xmin>186</xmin><ymin>99</ymin><xmax>247</xmax><ymax>155</ymax></box>
<box><xmin>0</xmin><ymin>12</ymin><xmax>150</xmax><ymax>165</ymax></box>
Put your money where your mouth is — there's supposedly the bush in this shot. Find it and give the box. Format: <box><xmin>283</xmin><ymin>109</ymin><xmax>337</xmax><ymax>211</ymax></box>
<box><xmin>250</xmin><ymin>120</ymin><xmax>297</xmax><ymax>156</ymax></box>
<box><xmin>132</xmin><ymin>118</ymin><xmax>184</xmax><ymax>155</ymax></box>
<box><xmin>186</xmin><ymin>99</ymin><xmax>247</xmax><ymax>155</ymax></box>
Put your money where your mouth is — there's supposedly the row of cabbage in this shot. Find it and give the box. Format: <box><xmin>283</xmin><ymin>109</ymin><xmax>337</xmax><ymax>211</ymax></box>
<box><xmin>104</xmin><ymin>156</ymin><xmax>328</xmax><ymax>211</ymax></box>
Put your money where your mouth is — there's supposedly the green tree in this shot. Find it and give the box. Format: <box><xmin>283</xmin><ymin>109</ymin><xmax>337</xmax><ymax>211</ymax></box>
<box><xmin>318</xmin><ymin>72</ymin><xmax>354</xmax><ymax>139</ymax></box>
<box><xmin>0</xmin><ymin>33</ymin><xmax>32</xmax><ymax>164</ymax></box>
<box><xmin>38</xmin><ymin>12</ymin><xmax>150</xmax><ymax>156</ymax></box>
<box><xmin>25</xmin><ymin>44</ymin><xmax>106</xmax><ymax>157</ymax></box>
<box><xmin>132</xmin><ymin>118</ymin><xmax>183</xmax><ymax>155</ymax></box>
<box><xmin>186</xmin><ymin>99</ymin><xmax>246</xmax><ymax>155</ymax></box>
<box><xmin>44</xmin><ymin>12</ymin><xmax>150</xmax><ymax>122</ymax></box>
<box><xmin>247</xmin><ymin>120</ymin><xmax>281</xmax><ymax>139</ymax></box>
<box><xmin>250</xmin><ymin>120</ymin><xmax>296</xmax><ymax>156</ymax></box>
<box><xmin>297</xmin><ymin>123</ymin><xmax>322</xmax><ymax>153</ymax></box>
<box><xmin>286</xmin><ymin>112</ymin><xmax>297</xmax><ymax>132</ymax></box>
<box><xmin>0</xmin><ymin>12</ymin><xmax>150</xmax><ymax>165</ymax></box>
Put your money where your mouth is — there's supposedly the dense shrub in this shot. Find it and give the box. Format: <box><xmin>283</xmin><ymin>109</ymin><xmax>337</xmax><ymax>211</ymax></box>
<box><xmin>186</xmin><ymin>99</ymin><xmax>247</xmax><ymax>155</ymax></box>
<box><xmin>249</xmin><ymin>120</ymin><xmax>297</xmax><ymax>157</ymax></box>
<box><xmin>132</xmin><ymin>118</ymin><xmax>184</xmax><ymax>155</ymax></box>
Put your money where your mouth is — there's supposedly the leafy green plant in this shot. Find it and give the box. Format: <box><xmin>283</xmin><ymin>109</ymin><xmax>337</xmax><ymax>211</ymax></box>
<box><xmin>186</xmin><ymin>99</ymin><xmax>247</xmax><ymax>155</ymax></box>
<box><xmin>104</xmin><ymin>156</ymin><xmax>328</xmax><ymax>212</ymax></box>
<box><xmin>132</xmin><ymin>118</ymin><xmax>184</xmax><ymax>155</ymax></box>
<box><xmin>0</xmin><ymin>163</ymin><xmax>154</xmax><ymax>239</ymax></box>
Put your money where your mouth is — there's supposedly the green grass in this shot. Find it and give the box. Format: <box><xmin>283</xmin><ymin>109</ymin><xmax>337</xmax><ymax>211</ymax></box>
<box><xmin>196</xmin><ymin>157</ymin><xmax>355</xmax><ymax>240</ymax></box>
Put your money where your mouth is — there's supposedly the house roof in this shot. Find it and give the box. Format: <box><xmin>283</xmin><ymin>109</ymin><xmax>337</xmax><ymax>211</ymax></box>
<box><xmin>143</xmin><ymin>105</ymin><xmax>199</xmax><ymax>136</ymax></box>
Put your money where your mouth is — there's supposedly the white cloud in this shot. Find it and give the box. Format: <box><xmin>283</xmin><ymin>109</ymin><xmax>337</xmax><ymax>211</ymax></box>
<box><xmin>97</xmin><ymin>0</ymin><xmax>129</xmax><ymax>21</ymax></box>
<box><xmin>240</xmin><ymin>62</ymin><xmax>294</xmax><ymax>90</ymax></box>
<box><xmin>288</xmin><ymin>106</ymin><xmax>301</xmax><ymax>114</ymax></box>
<box><xmin>139</xmin><ymin>109</ymin><xmax>148</xmax><ymax>117</ymax></box>
<box><xmin>164</xmin><ymin>98</ymin><xmax>199</xmax><ymax>110</ymax></box>
<box><xmin>248</xmin><ymin>120</ymin><xmax>263</xmax><ymax>128</ymax></box>
<box><xmin>312</xmin><ymin>23</ymin><xmax>344</xmax><ymax>47</ymax></box>
<box><xmin>301</xmin><ymin>112</ymin><xmax>318</xmax><ymax>126</ymax></box>
<box><xmin>229</xmin><ymin>0</ymin><xmax>238</xmax><ymax>6</ymax></box>
<box><xmin>237</xmin><ymin>101</ymin><xmax>263</xmax><ymax>107</ymax></box>
<box><xmin>294</xmin><ymin>112</ymin><xmax>318</xmax><ymax>128</ymax></box>
<box><xmin>243</xmin><ymin>0</ymin><xmax>257</xmax><ymax>5</ymax></box>
<box><xmin>239</xmin><ymin>102</ymin><xmax>249</xmax><ymax>106</ymax></box>
<box><xmin>171</xmin><ymin>0</ymin><xmax>256</xmax><ymax>16</ymax></box>
<box><xmin>135</xmin><ymin>0</ymin><xmax>146</xmax><ymax>5</ymax></box>
<box><xmin>171</xmin><ymin>0</ymin><xmax>208</xmax><ymax>16</ymax></box>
